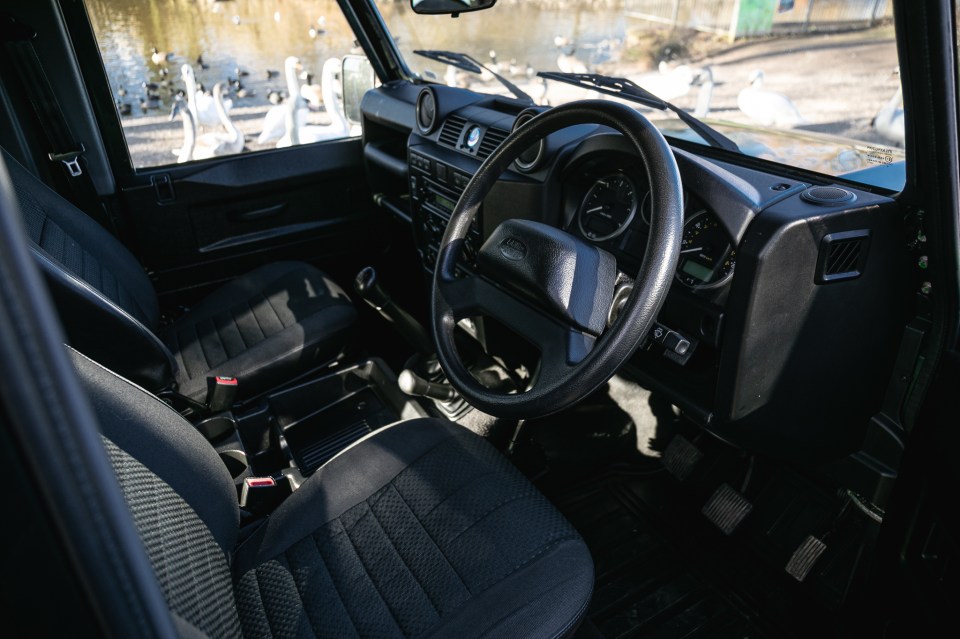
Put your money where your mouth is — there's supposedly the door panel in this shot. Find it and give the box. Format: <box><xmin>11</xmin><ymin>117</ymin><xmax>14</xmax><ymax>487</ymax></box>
<box><xmin>121</xmin><ymin>138</ymin><xmax>382</xmax><ymax>298</ymax></box>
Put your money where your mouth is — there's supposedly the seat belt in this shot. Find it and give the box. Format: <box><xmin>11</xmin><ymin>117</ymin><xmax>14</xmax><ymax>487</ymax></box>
<box><xmin>0</xmin><ymin>13</ymin><xmax>117</xmax><ymax>233</ymax></box>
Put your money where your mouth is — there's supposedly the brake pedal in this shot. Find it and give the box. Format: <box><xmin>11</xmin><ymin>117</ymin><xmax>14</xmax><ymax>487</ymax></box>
<box><xmin>785</xmin><ymin>535</ymin><xmax>828</xmax><ymax>582</ymax></box>
<box><xmin>703</xmin><ymin>483</ymin><xmax>753</xmax><ymax>534</ymax></box>
<box><xmin>661</xmin><ymin>434</ymin><xmax>703</xmax><ymax>481</ymax></box>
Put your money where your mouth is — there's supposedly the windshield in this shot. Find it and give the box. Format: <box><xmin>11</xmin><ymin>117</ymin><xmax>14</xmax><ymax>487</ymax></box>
<box><xmin>375</xmin><ymin>0</ymin><xmax>904</xmax><ymax>189</ymax></box>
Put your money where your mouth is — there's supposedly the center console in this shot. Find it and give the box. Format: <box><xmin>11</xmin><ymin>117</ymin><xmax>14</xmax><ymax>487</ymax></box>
<box><xmin>408</xmin><ymin>147</ymin><xmax>482</xmax><ymax>275</ymax></box>
<box><xmin>198</xmin><ymin>358</ymin><xmax>427</xmax><ymax>513</ymax></box>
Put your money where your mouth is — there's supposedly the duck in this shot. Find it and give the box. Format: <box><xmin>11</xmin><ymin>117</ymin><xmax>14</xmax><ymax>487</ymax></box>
<box><xmin>181</xmin><ymin>63</ymin><xmax>233</xmax><ymax>128</ymax></box>
<box><xmin>309</xmin><ymin>15</ymin><xmax>327</xmax><ymax>39</ymax></box>
<box><xmin>873</xmin><ymin>84</ymin><xmax>905</xmax><ymax>146</ymax></box>
<box><xmin>554</xmin><ymin>36</ymin><xmax>589</xmax><ymax>74</ymax></box>
<box><xmin>150</xmin><ymin>47</ymin><xmax>173</xmax><ymax>65</ymax></box>
<box><xmin>259</xmin><ymin>56</ymin><xmax>309</xmax><ymax>145</ymax></box>
<box><xmin>116</xmin><ymin>100</ymin><xmax>132</xmax><ymax>117</ymax></box>
<box><xmin>196</xmin><ymin>54</ymin><xmax>210</xmax><ymax>70</ymax></box>
<box><xmin>299</xmin><ymin>72</ymin><xmax>324</xmax><ymax>109</ymax></box>
<box><xmin>737</xmin><ymin>70</ymin><xmax>808</xmax><ymax>128</ymax></box>
<box><xmin>191</xmin><ymin>82</ymin><xmax>245</xmax><ymax>159</ymax></box>
<box><xmin>279</xmin><ymin>58</ymin><xmax>351</xmax><ymax>148</ymax></box>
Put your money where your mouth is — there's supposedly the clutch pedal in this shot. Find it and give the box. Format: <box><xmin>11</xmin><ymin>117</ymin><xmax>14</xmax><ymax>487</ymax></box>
<box><xmin>661</xmin><ymin>434</ymin><xmax>703</xmax><ymax>481</ymax></box>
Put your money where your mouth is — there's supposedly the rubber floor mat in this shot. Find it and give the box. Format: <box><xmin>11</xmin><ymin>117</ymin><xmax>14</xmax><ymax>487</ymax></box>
<box><xmin>556</xmin><ymin>475</ymin><xmax>769</xmax><ymax>639</ymax></box>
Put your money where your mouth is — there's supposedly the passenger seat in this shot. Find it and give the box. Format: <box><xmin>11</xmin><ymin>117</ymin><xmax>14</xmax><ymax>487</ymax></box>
<box><xmin>2</xmin><ymin>147</ymin><xmax>356</xmax><ymax>402</ymax></box>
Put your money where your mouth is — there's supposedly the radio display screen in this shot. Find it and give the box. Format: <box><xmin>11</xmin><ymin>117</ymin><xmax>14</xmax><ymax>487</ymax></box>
<box><xmin>428</xmin><ymin>191</ymin><xmax>457</xmax><ymax>213</ymax></box>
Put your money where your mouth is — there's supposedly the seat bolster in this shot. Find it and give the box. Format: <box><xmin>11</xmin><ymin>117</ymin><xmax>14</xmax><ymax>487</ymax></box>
<box><xmin>68</xmin><ymin>347</ymin><xmax>239</xmax><ymax>552</ymax></box>
<box><xmin>38</xmin><ymin>250</ymin><xmax>178</xmax><ymax>393</ymax></box>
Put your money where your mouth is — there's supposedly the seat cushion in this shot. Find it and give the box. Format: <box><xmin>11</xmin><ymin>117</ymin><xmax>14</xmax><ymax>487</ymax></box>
<box><xmin>233</xmin><ymin>418</ymin><xmax>594</xmax><ymax>639</ymax></box>
<box><xmin>161</xmin><ymin>261</ymin><xmax>356</xmax><ymax>401</ymax></box>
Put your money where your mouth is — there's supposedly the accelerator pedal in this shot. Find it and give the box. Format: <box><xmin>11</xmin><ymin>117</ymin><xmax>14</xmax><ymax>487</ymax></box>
<box><xmin>785</xmin><ymin>535</ymin><xmax>828</xmax><ymax>582</ymax></box>
<box><xmin>703</xmin><ymin>483</ymin><xmax>753</xmax><ymax>535</ymax></box>
<box><xmin>661</xmin><ymin>434</ymin><xmax>703</xmax><ymax>481</ymax></box>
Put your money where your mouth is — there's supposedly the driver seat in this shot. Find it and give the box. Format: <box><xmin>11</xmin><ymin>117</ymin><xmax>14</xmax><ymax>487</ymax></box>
<box><xmin>71</xmin><ymin>347</ymin><xmax>594</xmax><ymax>638</ymax></box>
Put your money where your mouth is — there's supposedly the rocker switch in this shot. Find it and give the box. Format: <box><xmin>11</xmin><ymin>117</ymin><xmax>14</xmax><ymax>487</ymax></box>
<box><xmin>651</xmin><ymin>323</ymin><xmax>689</xmax><ymax>355</ymax></box>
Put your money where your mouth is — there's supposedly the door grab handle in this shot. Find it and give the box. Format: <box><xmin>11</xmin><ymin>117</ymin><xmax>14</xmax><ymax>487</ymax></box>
<box><xmin>234</xmin><ymin>203</ymin><xmax>286</xmax><ymax>222</ymax></box>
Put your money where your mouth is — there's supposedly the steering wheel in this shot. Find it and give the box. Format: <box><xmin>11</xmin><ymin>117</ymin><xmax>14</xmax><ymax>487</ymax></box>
<box><xmin>431</xmin><ymin>100</ymin><xmax>684</xmax><ymax>419</ymax></box>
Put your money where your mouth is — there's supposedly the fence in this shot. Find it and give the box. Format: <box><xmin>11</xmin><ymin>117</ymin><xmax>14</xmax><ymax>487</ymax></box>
<box><xmin>625</xmin><ymin>0</ymin><xmax>892</xmax><ymax>40</ymax></box>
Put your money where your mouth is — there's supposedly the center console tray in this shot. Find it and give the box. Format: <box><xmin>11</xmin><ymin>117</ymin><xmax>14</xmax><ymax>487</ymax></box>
<box><xmin>240</xmin><ymin>358</ymin><xmax>426</xmax><ymax>476</ymax></box>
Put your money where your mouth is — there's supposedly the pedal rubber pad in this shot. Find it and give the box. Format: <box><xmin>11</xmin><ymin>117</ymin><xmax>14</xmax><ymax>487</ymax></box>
<box><xmin>702</xmin><ymin>483</ymin><xmax>753</xmax><ymax>534</ymax></box>
<box><xmin>661</xmin><ymin>434</ymin><xmax>703</xmax><ymax>481</ymax></box>
<box><xmin>785</xmin><ymin>535</ymin><xmax>828</xmax><ymax>582</ymax></box>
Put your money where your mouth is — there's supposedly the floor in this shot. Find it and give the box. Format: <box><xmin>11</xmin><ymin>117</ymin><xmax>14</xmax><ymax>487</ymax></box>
<box><xmin>523</xmin><ymin>375</ymin><xmax>873</xmax><ymax>639</ymax></box>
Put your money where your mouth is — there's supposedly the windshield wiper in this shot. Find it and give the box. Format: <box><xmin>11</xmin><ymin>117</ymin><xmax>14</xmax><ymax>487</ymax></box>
<box><xmin>538</xmin><ymin>71</ymin><xmax>739</xmax><ymax>153</ymax></box>
<box><xmin>414</xmin><ymin>49</ymin><xmax>533</xmax><ymax>105</ymax></box>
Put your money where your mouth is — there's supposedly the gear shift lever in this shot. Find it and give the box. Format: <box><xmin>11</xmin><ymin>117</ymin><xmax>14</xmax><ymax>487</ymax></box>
<box><xmin>354</xmin><ymin>266</ymin><xmax>435</xmax><ymax>355</ymax></box>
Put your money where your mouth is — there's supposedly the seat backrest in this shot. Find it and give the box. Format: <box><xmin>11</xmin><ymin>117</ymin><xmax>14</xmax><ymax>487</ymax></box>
<box><xmin>69</xmin><ymin>347</ymin><xmax>243</xmax><ymax>638</ymax></box>
<box><xmin>2</xmin><ymin>147</ymin><xmax>177</xmax><ymax>391</ymax></box>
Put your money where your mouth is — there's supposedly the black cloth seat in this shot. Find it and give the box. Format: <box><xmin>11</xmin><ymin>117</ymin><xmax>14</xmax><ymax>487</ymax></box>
<box><xmin>3</xmin><ymin>147</ymin><xmax>355</xmax><ymax>401</ymax></box>
<box><xmin>72</xmin><ymin>348</ymin><xmax>594</xmax><ymax>638</ymax></box>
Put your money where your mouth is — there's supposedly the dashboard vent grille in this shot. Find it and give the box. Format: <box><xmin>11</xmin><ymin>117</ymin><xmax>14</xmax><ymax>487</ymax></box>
<box><xmin>477</xmin><ymin>128</ymin><xmax>508</xmax><ymax>159</ymax></box>
<box><xmin>817</xmin><ymin>230</ymin><xmax>870</xmax><ymax>283</ymax></box>
<box><xmin>438</xmin><ymin>115</ymin><xmax>467</xmax><ymax>147</ymax></box>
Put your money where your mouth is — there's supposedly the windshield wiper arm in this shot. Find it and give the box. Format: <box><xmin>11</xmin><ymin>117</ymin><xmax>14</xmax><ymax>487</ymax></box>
<box><xmin>538</xmin><ymin>71</ymin><xmax>739</xmax><ymax>153</ymax></box>
<box><xmin>414</xmin><ymin>49</ymin><xmax>533</xmax><ymax>105</ymax></box>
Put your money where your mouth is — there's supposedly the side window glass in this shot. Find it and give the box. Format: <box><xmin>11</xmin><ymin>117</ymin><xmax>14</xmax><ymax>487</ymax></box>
<box><xmin>83</xmin><ymin>0</ymin><xmax>365</xmax><ymax>169</ymax></box>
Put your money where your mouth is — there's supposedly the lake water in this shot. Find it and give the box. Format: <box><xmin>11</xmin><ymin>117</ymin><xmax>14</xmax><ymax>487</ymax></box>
<box><xmin>84</xmin><ymin>0</ymin><xmax>630</xmax><ymax>119</ymax></box>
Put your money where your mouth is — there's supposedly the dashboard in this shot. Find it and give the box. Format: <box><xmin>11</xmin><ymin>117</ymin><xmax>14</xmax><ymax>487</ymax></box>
<box><xmin>360</xmin><ymin>80</ymin><xmax>908</xmax><ymax>462</ymax></box>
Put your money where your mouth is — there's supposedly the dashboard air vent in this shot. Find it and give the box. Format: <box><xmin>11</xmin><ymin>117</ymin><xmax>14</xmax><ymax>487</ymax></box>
<box><xmin>477</xmin><ymin>128</ymin><xmax>508</xmax><ymax>160</ymax></box>
<box><xmin>438</xmin><ymin>115</ymin><xmax>467</xmax><ymax>148</ymax></box>
<box><xmin>816</xmin><ymin>230</ymin><xmax>870</xmax><ymax>283</ymax></box>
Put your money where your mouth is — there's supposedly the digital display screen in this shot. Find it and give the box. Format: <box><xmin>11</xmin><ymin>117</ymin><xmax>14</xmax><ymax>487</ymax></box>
<box><xmin>681</xmin><ymin>259</ymin><xmax>714</xmax><ymax>282</ymax></box>
<box><xmin>428</xmin><ymin>192</ymin><xmax>456</xmax><ymax>213</ymax></box>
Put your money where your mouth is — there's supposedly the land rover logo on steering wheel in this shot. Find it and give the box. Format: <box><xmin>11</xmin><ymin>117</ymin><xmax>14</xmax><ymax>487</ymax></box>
<box><xmin>499</xmin><ymin>237</ymin><xmax>527</xmax><ymax>261</ymax></box>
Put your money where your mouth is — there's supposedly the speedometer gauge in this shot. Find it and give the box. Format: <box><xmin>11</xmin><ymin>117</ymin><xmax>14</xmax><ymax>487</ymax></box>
<box><xmin>676</xmin><ymin>210</ymin><xmax>736</xmax><ymax>289</ymax></box>
<box><xmin>577</xmin><ymin>174</ymin><xmax>637</xmax><ymax>241</ymax></box>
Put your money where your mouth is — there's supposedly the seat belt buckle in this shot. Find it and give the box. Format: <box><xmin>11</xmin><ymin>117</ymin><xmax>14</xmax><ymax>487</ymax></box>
<box><xmin>206</xmin><ymin>375</ymin><xmax>239</xmax><ymax>413</ymax></box>
<box><xmin>49</xmin><ymin>146</ymin><xmax>85</xmax><ymax>178</ymax></box>
<box><xmin>240</xmin><ymin>476</ymin><xmax>290</xmax><ymax>514</ymax></box>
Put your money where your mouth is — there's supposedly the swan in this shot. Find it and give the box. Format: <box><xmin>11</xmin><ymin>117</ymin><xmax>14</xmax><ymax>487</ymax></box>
<box><xmin>693</xmin><ymin>66</ymin><xmax>714</xmax><ymax>118</ymax></box>
<box><xmin>873</xmin><ymin>86</ymin><xmax>904</xmax><ymax>146</ymax></box>
<box><xmin>181</xmin><ymin>64</ymin><xmax>233</xmax><ymax>128</ymax></box>
<box><xmin>629</xmin><ymin>62</ymin><xmax>697</xmax><ymax>102</ymax></box>
<box><xmin>192</xmin><ymin>83</ymin><xmax>244</xmax><ymax>159</ymax></box>
<box><xmin>170</xmin><ymin>99</ymin><xmax>195</xmax><ymax>164</ymax></box>
<box><xmin>259</xmin><ymin>56</ymin><xmax>309</xmax><ymax>145</ymax></box>
<box><xmin>737</xmin><ymin>70</ymin><xmax>808</xmax><ymax>128</ymax></box>
<box><xmin>278</xmin><ymin>58</ymin><xmax>351</xmax><ymax>148</ymax></box>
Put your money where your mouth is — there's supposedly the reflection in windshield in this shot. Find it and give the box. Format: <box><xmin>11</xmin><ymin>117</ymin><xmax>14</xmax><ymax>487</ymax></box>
<box><xmin>377</xmin><ymin>0</ymin><xmax>903</xmax><ymax>185</ymax></box>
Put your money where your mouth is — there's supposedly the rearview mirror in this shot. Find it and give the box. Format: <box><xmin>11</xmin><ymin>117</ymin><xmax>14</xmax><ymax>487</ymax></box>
<box><xmin>341</xmin><ymin>55</ymin><xmax>376</xmax><ymax>126</ymax></box>
<box><xmin>410</xmin><ymin>0</ymin><xmax>497</xmax><ymax>16</ymax></box>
